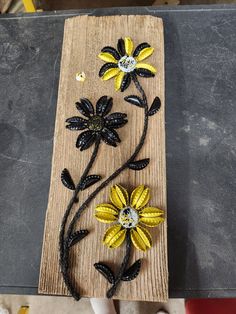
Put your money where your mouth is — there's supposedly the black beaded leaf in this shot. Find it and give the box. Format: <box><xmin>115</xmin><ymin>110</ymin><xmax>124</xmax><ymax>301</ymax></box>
<box><xmin>148</xmin><ymin>97</ymin><xmax>161</xmax><ymax>116</ymax></box>
<box><xmin>128</xmin><ymin>158</ymin><xmax>150</xmax><ymax>171</ymax></box>
<box><xmin>101</xmin><ymin>46</ymin><xmax>120</xmax><ymax>60</ymax></box>
<box><xmin>68</xmin><ymin>230</ymin><xmax>89</xmax><ymax>248</ymax></box>
<box><xmin>61</xmin><ymin>168</ymin><xmax>75</xmax><ymax>190</ymax></box>
<box><xmin>133</xmin><ymin>42</ymin><xmax>150</xmax><ymax>57</ymax></box>
<box><xmin>76</xmin><ymin>98</ymin><xmax>94</xmax><ymax>117</ymax></box>
<box><xmin>94</xmin><ymin>262</ymin><xmax>115</xmax><ymax>284</ymax></box>
<box><xmin>80</xmin><ymin>175</ymin><xmax>101</xmax><ymax>190</ymax></box>
<box><xmin>96</xmin><ymin>96</ymin><xmax>113</xmax><ymax>117</ymax></box>
<box><xmin>124</xmin><ymin>95</ymin><xmax>144</xmax><ymax>108</ymax></box>
<box><xmin>99</xmin><ymin>63</ymin><xmax>118</xmax><ymax>77</ymax></box>
<box><xmin>135</xmin><ymin>68</ymin><xmax>155</xmax><ymax>78</ymax></box>
<box><xmin>122</xmin><ymin>259</ymin><xmax>141</xmax><ymax>281</ymax></box>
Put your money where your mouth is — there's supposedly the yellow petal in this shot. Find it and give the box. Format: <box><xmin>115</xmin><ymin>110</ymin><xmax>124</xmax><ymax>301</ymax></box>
<box><xmin>110</xmin><ymin>185</ymin><xmax>127</xmax><ymax>209</ymax></box>
<box><xmin>115</xmin><ymin>71</ymin><xmax>125</xmax><ymax>91</ymax></box>
<box><xmin>136</xmin><ymin>225</ymin><xmax>152</xmax><ymax>248</ymax></box>
<box><xmin>139</xmin><ymin>207</ymin><xmax>164</xmax><ymax>218</ymax></box>
<box><xmin>114</xmin><ymin>184</ymin><xmax>129</xmax><ymax>206</ymax></box>
<box><xmin>131</xmin><ymin>185</ymin><xmax>150</xmax><ymax>210</ymax></box>
<box><xmin>109</xmin><ymin>229</ymin><xmax>126</xmax><ymax>248</ymax></box>
<box><xmin>136</xmin><ymin>187</ymin><xmax>150</xmax><ymax>209</ymax></box>
<box><xmin>102</xmin><ymin>68</ymin><xmax>120</xmax><ymax>81</ymax></box>
<box><xmin>135</xmin><ymin>63</ymin><xmax>157</xmax><ymax>73</ymax></box>
<box><xmin>103</xmin><ymin>224</ymin><xmax>121</xmax><ymax>245</ymax></box>
<box><xmin>95</xmin><ymin>203</ymin><xmax>118</xmax><ymax>215</ymax></box>
<box><xmin>130</xmin><ymin>185</ymin><xmax>144</xmax><ymax>208</ymax></box>
<box><xmin>98</xmin><ymin>52</ymin><xmax>118</xmax><ymax>63</ymax></box>
<box><xmin>139</xmin><ymin>216</ymin><xmax>165</xmax><ymax>227</ymax></box>
<box><xmin>130</xmin><ymin>229</ymin><xmax>146</xmax><ymax>251</ymax></box>
<box><xmin>95</xmin><ymin>212</ymin><xmax>117</xmax><ymax>223</ymax></box>
<box><xmin>136</xmin><ymin>47</ymin><xmax>154</xmax><ymax>62</ymax></box>
<box><xmin>124</xmin><ymin>37</ymin><xmax>133</xmax><ymax>56</ymax></box>
<box><xmin>18</xmin><ymin>307</ymin><xmax>29</xmax><ymax>314</ymax></box>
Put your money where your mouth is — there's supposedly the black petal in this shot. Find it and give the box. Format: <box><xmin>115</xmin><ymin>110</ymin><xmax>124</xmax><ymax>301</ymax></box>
<box><xmin>76</xmin><ymin>130</ymin><xmax>96</xmax><ymax>151</ymax></box>
<box><xmin>105</xmin><ymin>112</ymin><xmax>127</xmax><ymax>120</ymax></box>
<box><xmin>99</xmin><ymin>62</ymin><xmax>118</xmax><ymax>77</ymax></box>
<box><xmin>135</xmin><ymin>68</ymin><xmax>155</xmax><ymax>78</ymax></box>
<box><xmin>103</xmin><ymin>127</ymin><xmax>121</xmax><ymax>142</ymax></box>
<box><xmin>105</xmin><ymin>113</ymin><xmax>127</xmax><ymax>129</ymax></box>
<box><xmin>105</xmin><ymin>118</ymin><xmax>127</xmax><ymax>129</ymax></box>
<box><xmin>76</xmin><ymin>98</ymin><xmax>94</xmax><ymax>117</ymax></box>
<box><xmin>61</xmin><ymin>168</ymin><xmax>75</xmax><ymax>190</ymax></box>
<box><xmin>96</xmin><ymin>96</ymin><xmax>113</xmax><ymax>117</ymax></box>
<box><xmin>101</xmin><ymin>46</ymin><xmax>120</xmax><ymax>60</ymax></box>
<box><xmin>120</xmin><ymin>73</ymin><xmax>131</xmax><ymax>92</ymax></box>
<box><xmin>133</xmin><ymin>42</ymin><xmax>151</xmax><ymax>57</ymax></box>
<box><xmin>117</xmin><ymin>38</ymin><xmax>126</xmax><ymax>56</ymax></box>
<box><xmin>148</xmin><ymin>97</ymin><xmax>161</xmax><ymax>116</ymax></box>
<box><xmin>101</xmin><ymin>128</ymin><xmax>120</xmax><ymax>147</ymax></box>
<box><xmin>66</xmin><ymin>116</ymin><xmax>87</xmax><ymax>130</ymax></box>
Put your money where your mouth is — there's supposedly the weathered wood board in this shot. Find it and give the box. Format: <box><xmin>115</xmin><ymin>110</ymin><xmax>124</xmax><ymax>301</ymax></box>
<box><xmin>39</xmin><ymin>15</ymin><xmax>168</xmax><ymax>301</ymax></box>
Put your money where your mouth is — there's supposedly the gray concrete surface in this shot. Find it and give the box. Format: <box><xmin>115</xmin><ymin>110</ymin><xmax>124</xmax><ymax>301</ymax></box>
<box><xmin>0</xmin><ymin>5</ymin><xmax>235</xmax><ymax>298</ymax></box>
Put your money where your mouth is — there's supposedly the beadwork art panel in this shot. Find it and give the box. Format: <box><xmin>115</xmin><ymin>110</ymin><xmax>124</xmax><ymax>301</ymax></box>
<box><xmin>39</xmin><ymin>15</ymin><xmax>168</xmax><ymax>301</ymax></box>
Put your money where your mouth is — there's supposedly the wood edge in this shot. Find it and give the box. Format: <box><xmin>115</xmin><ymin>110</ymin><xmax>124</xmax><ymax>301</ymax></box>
<box><xmin>38</xmin><ymin>18</ymin><xmax>74</xmax><ymax>293</ymax></box>
<box><xmin>159</xmin><ymin>17</ymin><xmax>169</xmax><ymax>301</ymax></box>
<box><xmin>65</xmin><ymin>14</ymin><xmax>164</xmax><ymax>23</ymax></box>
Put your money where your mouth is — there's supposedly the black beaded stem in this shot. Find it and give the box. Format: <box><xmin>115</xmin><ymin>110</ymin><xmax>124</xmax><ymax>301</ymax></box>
<box><xmin>106</xmin><ymin>231</ymin><xmax>132</xmax><ymax>298</ymax></box>
<box><xmin>59</xmin><ymin>137</ymin><xmax>101</xmax><ymax>299</ymax></box>
<box><xmin>60</xmin><ymin>73</ymin><xmax>149</xmax><ymax>300</ymax></box>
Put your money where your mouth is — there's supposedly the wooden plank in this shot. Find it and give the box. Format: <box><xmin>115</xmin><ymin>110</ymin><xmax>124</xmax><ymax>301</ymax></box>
<box><xmin>39</xmin><ymin>15</ymin><xmax>168</xmax><ymax>301</ymax></box>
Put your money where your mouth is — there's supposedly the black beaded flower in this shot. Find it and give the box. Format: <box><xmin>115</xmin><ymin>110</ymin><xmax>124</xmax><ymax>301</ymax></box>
<box><xmin>98</xmin><ymin>37</ymin><xmax>156</xmax><ymax>92</ymax></box>
<box><xmin>66</xmin><ymin>96</ymin><xmax>128</xmax><ymax>151</ymax></box>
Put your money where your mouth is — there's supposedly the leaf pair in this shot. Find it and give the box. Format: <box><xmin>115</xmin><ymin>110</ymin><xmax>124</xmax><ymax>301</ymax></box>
<box><xmin>94</xmin><ymin>259</ymin><xmax>141</xmax><ymax>283</ymax></box>
<box><xmin>124</xmin><ymin>95</ymin><xmax>161</xmax><ymax>117</ymax></box>
<box><xmin>61</xmin><ymin>168</ymin><xmax>101</xmax><ymax>191</ymax></box>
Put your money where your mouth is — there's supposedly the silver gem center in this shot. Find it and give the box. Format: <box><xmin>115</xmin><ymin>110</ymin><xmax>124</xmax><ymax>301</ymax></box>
<box><xmin>118</xmin><ymin>207</ymin><xmax>139</xmax><ymax>228</ymax></box>
<box><xmin>118</xmin><ymin>56</ymin><xmax>137</xmax><ymax>73</ymax></box>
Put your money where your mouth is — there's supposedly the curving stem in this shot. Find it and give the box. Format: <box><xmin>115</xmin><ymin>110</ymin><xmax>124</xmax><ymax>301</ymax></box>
<box><xmin>60</xmin><ymin>74</ymin><xmax>149</xmax><ymax>300</ymax></box>
<box><xmin>59</xmin><ymin>137</ymin><xmax>101</xmax><ymax>300</ymax></box>
<box><xmin>106</xmin><ymin>230</ymin><xmax>131</xmax><ymax>298</ymax></box>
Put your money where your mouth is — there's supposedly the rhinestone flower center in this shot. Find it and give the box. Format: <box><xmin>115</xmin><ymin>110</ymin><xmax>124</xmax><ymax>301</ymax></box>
<box><xmin>118</xmin><ymin>207</ymin><xmax>139</xmax><ymax>228</ymax></box>
<box><xmin>118</xmin><ymin>56</ymin><xmax>137</xmax><ymax>73</ymax></box>
<box><xmin>88</xmin><ymin>115</ymin><xmax>104</xmax><ymax>131</ymax></box>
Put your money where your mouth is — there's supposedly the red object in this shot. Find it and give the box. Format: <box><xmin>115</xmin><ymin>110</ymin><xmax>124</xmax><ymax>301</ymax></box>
<box><xmin>185</xmin><ymin>299</ymin><xmax>236</xmax><ymax>314</ymax></box>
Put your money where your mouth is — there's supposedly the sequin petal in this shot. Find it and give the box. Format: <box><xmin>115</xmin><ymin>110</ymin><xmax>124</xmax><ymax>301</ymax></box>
<box><xmin>139</xmin><ymin>216</ymin><xmax>165</xmax><ymax>227</ymax></box>
<box><xmin>95</xmin><ymin>212</ymin><xmax>118</xmax><ymax>223</ymax></box>
<box><xmin>130</xmin><ymin>229</ymin><xmax>146</xmax><ymax>251</ymax></box>
<box><xmin>95</xmin><ymin>203</ymin><xmax>119</xmax><ymax>215</ymax></box>
<box><xmin>136</xmin><ymin>225</ymin><xmax>152</xmax><ymax>248</ymax></box>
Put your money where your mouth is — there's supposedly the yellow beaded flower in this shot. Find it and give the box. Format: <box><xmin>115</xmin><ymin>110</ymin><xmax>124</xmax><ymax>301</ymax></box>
<box><xmin>94</xmin><ymin>184</ymin><xmax>164</xmax><ymax>251</ymax></box>
<box><xmin>98</xmin><ymin>37</ymin><xmax>157</xmax><ymax>92</ymax></box>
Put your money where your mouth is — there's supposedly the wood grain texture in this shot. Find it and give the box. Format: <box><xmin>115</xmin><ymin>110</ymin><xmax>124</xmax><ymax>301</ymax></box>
<box><xmin>39</xmin><ymin>15</ymin><xmax>168</xmax><ymax>301</ymax></box>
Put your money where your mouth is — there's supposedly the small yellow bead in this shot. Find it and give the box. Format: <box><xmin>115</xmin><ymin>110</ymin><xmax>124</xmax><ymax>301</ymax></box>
<box><xmin>75</xmin><ymin>71</ymin><xmax>86</xmax><ymax>82</ymax></box>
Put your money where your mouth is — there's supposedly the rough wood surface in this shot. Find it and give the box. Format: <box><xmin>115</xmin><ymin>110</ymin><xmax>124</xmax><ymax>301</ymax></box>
<box><xmin>39</xmin><ymin>15</ymin><xmax>168</xmax><ymax>301</ymax></box>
